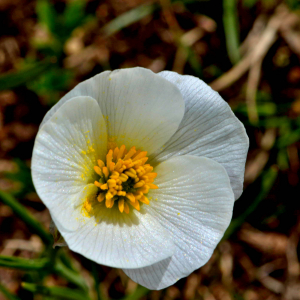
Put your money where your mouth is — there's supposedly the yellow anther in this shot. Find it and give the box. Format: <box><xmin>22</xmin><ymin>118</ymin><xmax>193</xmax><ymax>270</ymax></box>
<box><xmin>119</xmin><ymin>174</ymin><xmax>128</xmax><ymax>182</ymax></box>
<box><xmin>144</xmin><ymin>165</ymin><xmax>153</xmax><ymax>173</ymax></box>
<box><xmin>148</xmin><ymin>183</ymin><xmax>159</xmax><ymax>189</ymax></box>
<box><xmin>137</xmin><ymin>185</ymin><xmax>149</xmax><ymax>194</ymax></box>
<box><xmin>107</xmin><ymin>179</ymin><xmax>116</xmax><ymax>188</ymax></box>
<box><xmin>129</xmin><ymin>168</ymin><xmax>136</xmax><ymax>174</ymax></box>
<box><xmin>117</xmin><ymin>191</ymin><xmax>126</xmax><ymax>196</ymax></box>
<box><xmin>118</xmin><ymin>198</ymin><xmax>124</xmax><ymax>213</ymax></box>
<box><xmin>113</xmin><ymin>147</ymin><xmax>119</xmax><ymax>160</ymax></box>
<box><xmin>125</xmin><ymin>170</ymin><xmax>136</xmax><ymax>178</ymax></box>
<box><xmin>126</xmin><ymin>193</ymin><xmax>136</xmax><ymax>203</ymax></box>
<box><xmin>97</xmin><ymin>193</ymin><xmax>105</xmax><ymax>202</ymax></box>
<box><xmin>141</xmin><ymin>175</ymin><xmax>149</xmax><ymax>181</ymax></box>
<box><xmin>114</xmin><ymin>159</ymin><xmax>123</xmax><ymax>172</ymax></box>
<box><xmin>110</xmin><ymin>172</ymin><xmax>119</xmax><ymax>179</ymax></box>
<box><xmin>139</xmin><ymin>195</ymin><xmax>149</xmax><ymax>205</ymax></box>
<box><xmin>133</xmin><ymin>180</ymin><xmax>145</xmax><ymax>188</ymax></box>
<box><xmin>133</xmin><ymin>151</ymin><xmax>147</xmax><ymax>161</ymax></box>
<box><xmin>132</xmin><ymin>149</ymin><xmax>140</xmax><ymax>158</ymax></box>
<box><xmin>129</xmin><ymin>199</ymin><xmax>140</xmax><ymax>211</ymax></box>
<box><xmin>106</xmin><ymin>191</ymin><xmax>113</xmax><ymax>201</ymax></box>
<box><xmin>106</xmin><ymin>198</ymin><xmax>114</xmax><ymax>208</ymax></box>
<box><xmin>91</xmin><ymin>145</ymin><xmax>157</xmax><ymax>215</ymax></box>
<box><xmin>109</xmin><ymin>162</ymin><xmax>115</xmax><ymax>172</ymax></box>
<box><xmin>140</xmin><ymin>157</ymin><xmax>148</xmax><ymax>164</ymax></box>
<box><xmin>123</xmin><ymin>161</ymin><xmax>133</xmax><ymax>169</ymax></box>
<box><xmin>117</xmin><ymin>145</ymin><xmax>126</xmax><ymax>160</ymax></box>
<box><xmin>123</xmin><ymin>159</ymin><xmax>132</xmax><ymax>167</ymax></box>
<box><xmin>106</xmin><ymin>149</ymin><xmax>113</xmax><ymax>167</ymax></box>
<box><xmin>147</xmin><ymin>172</ymin><xmax>157</xmax><ymax>178</ymax></box>
<box><xmin>103</xmin><ymin>167</ymin><xmax>109</xmax><ymax>179</ymax></box>
<box><xmin>124</xmin><ymin>202</ymin><xmax>129</xmax><ymax>214</ymax></box>
<box><xmin>110</xmin><ymin>189</ymin><xmax>117</xmax><ymax>196</ymax></box>
<box><xmin>94</xmin><ymin>181</ymin><xmax>102</xmax><ymax>188</ymax></box>
<box><xmin>132</xmin><ymin>160</ymin><xmax>142</xmax><ymax>167</ymax></box>
<box><xmin>100</xmin><ymin>183</ymin><xmax>108</xmax><ymax>190</ymax></box>
<box><xmin>134</xmin><ymin>193</ymin><xmax>142</xmax><ymax>200</ymax></box>
<box><xmin>98</xmin><ymin>159</ymin><xmax>105</xmax><ymax>168</ymax></box>
<box><xmin>94</xmin><ymin>166</ymin><xmax>102</xmax><ymax>176</ymax></box>
<box><xmin>123</xmin><ymin>146</ymin><xmax>136</xmax><ymax>160</ymax></box>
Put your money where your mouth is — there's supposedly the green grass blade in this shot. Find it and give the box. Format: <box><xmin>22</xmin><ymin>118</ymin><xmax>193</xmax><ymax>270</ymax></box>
<box><xmin>223</xmin><ymin>0</ymin><xmax>241</xmax><ymax>64</ymax></box>
<box><xmin>54</xmin><ymin>259</ymin><xmax>89</xmax><ymax>292</ymax></box>
<box><xmin>0</xmin><ymin>59</ymin><xmax>55</xmax><ymax>91</ymax></box>
<box><xmin>121</xmin><ymin>286</ymin><xmax>149</xmax><ymax>300</ymax></box>
<box><xmin>0</xmin><ymin>282</ymin><xmax>21</xmax><ymax>300</ymax></box>
<box><xmin>64</xmin><ymin>0</ymin><xmax>86</xmax><ymax>30</ymax></box>
<box><xmin>0</xmin><ymin>191</ymin><xmax>52</xmax><ymax>245</ymax></box>
<box><xmin>36</xmin><ymin>0</ymin><xmax>57</xmax><ymax>33</ymax></box>
<box><xmin>0</xmin><ymin>256</ymin><xmax>49</xmax><ymax>271</ymax></box>
<box><xmin>277</xmin><ymin>128</ymin><xmax>300</xmax><ymax>148</ymax></box>
<box><xmin>102</xmin><ymin>4</ymin><xmax>158</xmax><ymax>37</ymax></box>
<box><xmin>22</xmin><ymin>283</ymin><xmax>92</xmax><ymax>300</ymax></box>
<box><xmin>91</xmin><ymin>262</ymin><xmax>104</xmax><ymax>300</ymax></box>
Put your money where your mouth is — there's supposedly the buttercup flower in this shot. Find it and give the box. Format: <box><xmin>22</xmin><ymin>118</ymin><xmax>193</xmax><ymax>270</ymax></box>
<box><xmin>32</xmin><ymin>67</ymin><xmax>248</xmax><ymax>290</ymax></box>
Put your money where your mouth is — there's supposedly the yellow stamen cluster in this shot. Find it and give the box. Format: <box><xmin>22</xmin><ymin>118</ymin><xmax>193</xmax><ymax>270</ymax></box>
<box><xmin>94</xmin><ymin>145</ymin><xmax>158</xmax><ymax>213</ymax></box>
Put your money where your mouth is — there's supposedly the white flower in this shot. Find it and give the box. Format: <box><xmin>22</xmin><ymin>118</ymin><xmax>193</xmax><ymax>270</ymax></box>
<box><xmin>32</xmin><ymin>67</ymin><xmax>248</xmax><ymax>290</ymax></box>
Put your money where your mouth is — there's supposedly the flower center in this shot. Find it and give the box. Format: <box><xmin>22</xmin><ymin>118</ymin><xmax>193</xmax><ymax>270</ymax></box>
<box><xmin>92</xmin><ymin>145</ymin><xmax>158</xmax><ymax>214</ymax></box>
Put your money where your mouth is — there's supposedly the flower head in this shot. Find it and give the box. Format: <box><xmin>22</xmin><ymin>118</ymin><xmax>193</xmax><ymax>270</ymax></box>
<box><xmin>32</xmin><ymin>67</ymin><xmax>249</xmax><ymax>290</ymax></box>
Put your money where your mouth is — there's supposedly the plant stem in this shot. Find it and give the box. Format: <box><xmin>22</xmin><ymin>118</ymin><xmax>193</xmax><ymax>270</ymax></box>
<box><xmin>0</xmin><ymin>190</ymin><xmax>52</xmax><ymax>245</ymax></box>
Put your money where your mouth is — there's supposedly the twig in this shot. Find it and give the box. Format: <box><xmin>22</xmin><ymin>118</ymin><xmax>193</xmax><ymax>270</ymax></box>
<box><xmin>210</xmin><ymin>5</ymin><xmax>288</xmax><ymax>92</ymax></box>
<box><xmin>256</xmin><ymin>259</ymin><xmax>286</xmax><ymax>294</ymax></box>
<box><xmin>280</xmin><ymin>11</ymin><xmax>300</xmax><ymax>57</ymax></box>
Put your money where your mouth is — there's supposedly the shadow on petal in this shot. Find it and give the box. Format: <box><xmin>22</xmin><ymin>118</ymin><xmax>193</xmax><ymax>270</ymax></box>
<box><xmin>123</xmin><ymin>256</ymin><xmax>173</xmax><ymax>290</ymax></box>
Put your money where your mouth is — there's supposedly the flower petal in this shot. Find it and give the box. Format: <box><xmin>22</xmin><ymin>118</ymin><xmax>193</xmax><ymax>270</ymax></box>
<box><xmin>40</xmin><ymin>68</ymin><xmax>185</xmax><ymax>155</ymax></box>
<box><xmin>60</xmin><ymin>203</ymin><xmax>175</xmax><ymax>269</ymax></box>
<box><xmin>149</xmin><ymin>71</ymin><xmax>249</xmax><ymax>200</ymax></box>
<box><xmin>33</xmin><ymin>96</ymin><xmax>175</xmax><ymax>268</ymax></box>
<box><xmin>123</xmin><ymin>155</ymin><xmax>234</xmax><ymax>290</ymax></box>
<box><xmin>32</xmin><ymin>96</ymin><xmax>107</xmax><ymax>231</ymax></box>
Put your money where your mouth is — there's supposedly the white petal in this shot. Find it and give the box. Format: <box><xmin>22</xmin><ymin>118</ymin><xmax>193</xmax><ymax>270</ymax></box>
<box><xmin>32</xmin><ymin>96</ymin><xmax>107</xmax><ymax>231</ymax></box>
<box><xmin>123</xmin><ymin>155</ymin><xmax>234</xmax><ymax>290</ymax></box>
<box><xmin>41</xmin><ymin>68</ymin><xmax>185</xmax><ymax>155</ymax></box>
<box><xmin>33</xmin><ymin>96</ymin><xmax>175</xmax><ymax>268</ymax></box>
<box><xmin>60</xmin><ymin>203</ymin><xmax>175</xmax><ymax>269</ymax></box>
<box><xmin>149</xmin><ymin>71</ymin><xmax>249</xmax><ymax>200</ymax></box>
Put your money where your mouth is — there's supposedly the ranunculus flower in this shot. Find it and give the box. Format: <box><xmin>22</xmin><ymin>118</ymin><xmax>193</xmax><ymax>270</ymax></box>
<box><xmin>32</xmin><ymin>67</ymin><xmax>248</xmax><ymax>290</ymax></box>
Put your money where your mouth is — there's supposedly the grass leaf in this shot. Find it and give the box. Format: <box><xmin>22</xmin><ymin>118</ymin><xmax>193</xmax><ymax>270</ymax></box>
<box><xmin>0</xmin><ymin>59</ymin><xmax>55</xmax><ymax>91</ymax></box>
<box><xmin>0</xmin><ymin>191</ymin><xmax>52</xmax><ymax>245</ymax></box>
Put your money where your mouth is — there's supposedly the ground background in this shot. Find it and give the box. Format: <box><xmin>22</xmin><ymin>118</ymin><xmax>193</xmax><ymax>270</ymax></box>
<box><xmin>1</xmin><ymin>0</ymin><xmax>300</xmax><ymax>299</ymax></box>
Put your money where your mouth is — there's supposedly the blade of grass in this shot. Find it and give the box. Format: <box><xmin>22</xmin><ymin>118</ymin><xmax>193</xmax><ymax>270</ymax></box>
<box><xmin>22</xmin><ymin>283</ymin><xmax>91</xmax><ymax>300</ymax></box>
<box><xmin>0</xmin><ymin>256</ymin><xmax>49</xmax><ymax>271</ymax></box>
<box><xmin>223</xmin><ymin>166</ymin><xmax>278</xmax><ymax>240</ymax></box>
<box><xmin>223</xmin><ymin>0</ymin><xmax>241</xmax><ymax>64</ymax></box>
<box><xmin>0</xmin><ymin>191</ymin><xmax>52</xmax><ymax>245</ymax></box>
<box><xmin>36</xmin><ymin>0</ymin><xmax>57</xmax><ymax>33</ymax></box>
<box><xmin>277</xmin><ymin>128</ymin><xmax>300</xmax><ymax>149</ymax></box>
<box><xmin>102</xmin><ymin>3</ymin><xmax>158</xmax><ymax>37</ymax></box>
<box><xmin>0</xmin><ymin>59</ymin><xmax>55</xmax><ymax>91</ymax></box>
<box><xmin>54</xmin><ymin>258</ymin><xmax>89</xmax><ymax>292</ymax></box>
<box><xmin>0</xmin><ymin>282</ymin><xmax>21</xmax><ymax>300</ymax></box>
<box><xmin>91</xmin><ymin>262</ymin><xmax>103</xmax><ymax>300</ymax></box>
<box><xmin>121</xmin><ymin>286</ymin><xmax>149</xmax><ymax>300</ymax></box>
